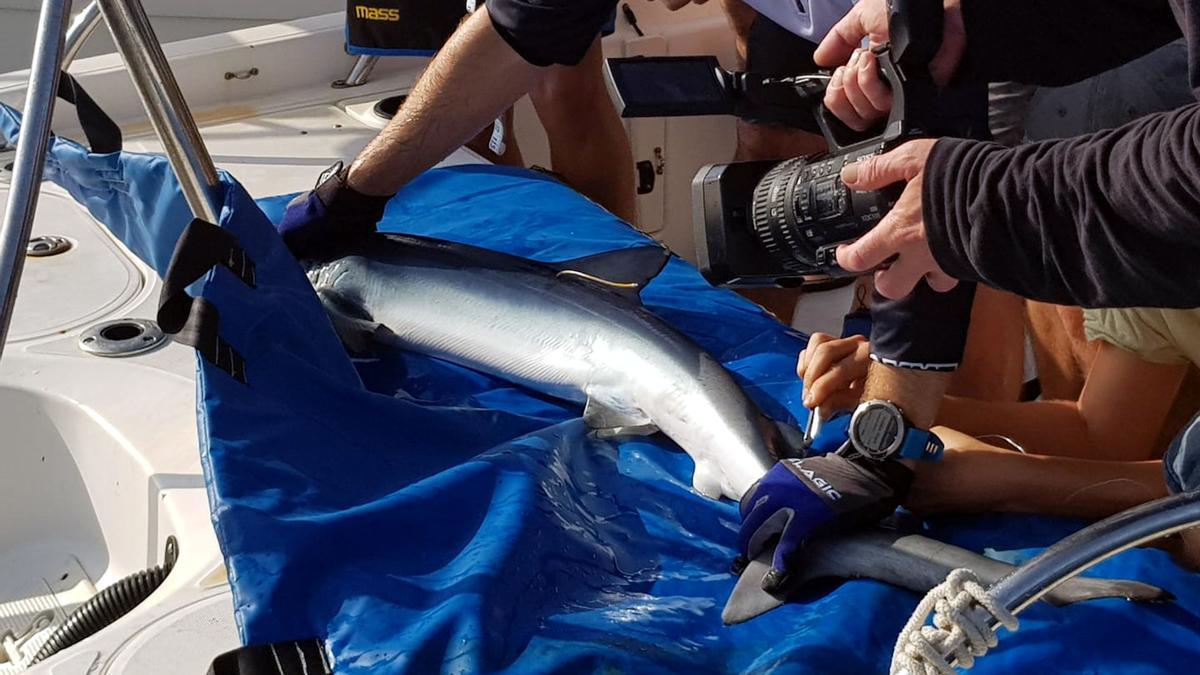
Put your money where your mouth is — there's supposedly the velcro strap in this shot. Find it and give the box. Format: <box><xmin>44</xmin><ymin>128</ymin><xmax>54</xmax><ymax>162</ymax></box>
<box><xmin>157</xmin><ymin>219</ymin><xmax>256</xmax><ymax>384</ymax></box>
<box><xmin>208</xmin><ymin>639</ymin><xmax>330</xmax><ymax>675</ymax></box>
<box><xmin>56</xmin><ymin>72</ymin><xmax>122</xmax><ymax>154</ymax></box>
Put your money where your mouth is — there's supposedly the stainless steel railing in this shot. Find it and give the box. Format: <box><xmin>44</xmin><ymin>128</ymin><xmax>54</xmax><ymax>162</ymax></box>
<box><xmin>97</xmin><ymin>0</ymin><xmax>220</xmax><ymax>221</ymax></box>
<box><xmin>0</xmin><ymin>0</ymin><xmax>73</xmax><ymax>363</ymax></box>
<box><xmin>333</xmin><ymin>54</ymin><xmax>379</xmax><ymax>89</ymax></box>
<box><xmin>900</xmin><ymin>490</ymin><xmax>1200</xmax><ymax>672</ymax></box>
<box><xmin>989</xmin><ymin>490</ymin><xmax>1200</xmax><ymax>615</ymax></box>
<box><xmin>0</xmin><ymin>0</ymin><xmax>222</xmax><ymax>362</ymax></box>
<box><xmin>63</xmin><ymin>0</ymin><xmax>102</xmax><ymax>67</ymax></box>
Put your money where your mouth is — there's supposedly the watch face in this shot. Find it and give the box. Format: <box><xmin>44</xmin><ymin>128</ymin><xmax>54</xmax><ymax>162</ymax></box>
<box><xmin>851</xmin><ymin>402</ymin><xmax>903</xmax><ymax>459</ymax></box>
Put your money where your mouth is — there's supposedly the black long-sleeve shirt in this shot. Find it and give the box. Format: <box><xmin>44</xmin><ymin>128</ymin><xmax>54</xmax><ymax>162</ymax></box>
<box><xmin>926</xmin><ymin>0</ymin><xmax>1200</xmax><ymax>308</ymax></box>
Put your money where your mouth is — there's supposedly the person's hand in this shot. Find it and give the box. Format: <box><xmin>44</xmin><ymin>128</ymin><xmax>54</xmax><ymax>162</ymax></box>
<box><xmin>835</xmin><ymin>139</ymin><xmax>957</xmax><ymax>299</ymax></box>
<box><xmin>798</xmin><ymin>332</ymin><xmax>870</xmax><ymax>412</ymax></box>
<box><xmin>277</xmin><ymin>162</ymin><xmax>392</xmax><ymax>257</ymax></box>
<box><xmin>650</xmin><ymin>0</ymin><xmax>710</xmax><ymax>10</ymax></box>
<box><xmin>814</xmin><ymin>0</ymin><xmax>967</xmax><ymax>130</ymax></box>
<box><xmin>735</xmin><ymin>455</ymin><xmax>912</xmax><ymax>592</ymax></box>
<box><xmin>824</xmin><ymin>47</ymin><xmax>893</xmax><ymax>132</ymax></box>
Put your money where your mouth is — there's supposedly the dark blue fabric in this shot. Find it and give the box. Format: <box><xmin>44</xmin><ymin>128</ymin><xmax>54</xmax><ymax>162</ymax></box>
<box><xmin>9</xmin><ymin>90</ymin><xmax>1200</xmax><ymax>672</ymax></box>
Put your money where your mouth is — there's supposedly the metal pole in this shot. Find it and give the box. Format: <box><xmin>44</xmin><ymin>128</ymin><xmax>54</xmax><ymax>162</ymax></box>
<box><xmin>0</xmin><ymin>0</ymin><xmax>73</xmax><ymax>362</ymax></box>
<box><xmin>990</xmin><ymin>490</ymin><xmax>1200</xmax><ymax>614</ymax></box>
<box><xmin>925</xmin><ymin>491</ymin><xmax>1200</xmax><ymax>670</ymax></box>
<box><xmin>63</xmin><ymin>1</ymin><xmax>102</xmax><ymax>68</ymax></box>
<box><xmin>332</xmin><ymin>55</ymin><xmax>379</xmax><ymax>89</ymax></box>
<box><xmin>97</xmin><ymin>0</ymin><xmax>220</xmax><ymax>222</ymax></box>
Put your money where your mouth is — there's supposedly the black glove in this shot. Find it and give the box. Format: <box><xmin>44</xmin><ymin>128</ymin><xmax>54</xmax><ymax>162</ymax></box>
<box><xmin>276</xmin><ymin>161</ymin><xmax>393</xmax><ymax>257</ymax></box>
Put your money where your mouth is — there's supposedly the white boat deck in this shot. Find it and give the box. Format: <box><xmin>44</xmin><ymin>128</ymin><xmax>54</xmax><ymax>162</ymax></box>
<box><xmin>0</xmin><ymin>66</ymin><xmax>483</xmax><ymax>675</ymax></box>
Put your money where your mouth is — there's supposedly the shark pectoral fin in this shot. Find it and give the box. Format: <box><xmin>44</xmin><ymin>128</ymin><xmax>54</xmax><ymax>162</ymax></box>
<box><xmin>723</xmin><ymin>545</ymin><xmax>785</xmax><ymax>625</ymax></box>
<box><xmin>691</xmin><ymin>462</ymin><xmax>726</xmax><ymax>500</ymax></box>
<box><xmin>552</xmin><ymin>245</ymin><xmax>670</xmax><ymax>301</ymax></box>
<box><xmin>316</xmin><ymin>289</ymin><xmax>388</xmax><ymax>355</ymax></box>
<box><xmin>583</xmin><ymin>397</ymin><xmax>659</xmax><ymax>438</ymax></box>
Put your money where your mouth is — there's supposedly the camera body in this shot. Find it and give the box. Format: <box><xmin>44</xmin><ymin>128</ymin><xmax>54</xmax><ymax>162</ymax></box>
<box><xmin>604</xmin><ymin>0</ymin><xmax>988</xmax><ymax>287</ymax></box>
<box><xmin>693</xmin><ymin>137</ymin><xmax>901</xmax><ymax>286</ymax></box>
<box><xmin>694</xmin><ymin>47</ymin><xmax>920</xmax><ymax>286</ymax></box>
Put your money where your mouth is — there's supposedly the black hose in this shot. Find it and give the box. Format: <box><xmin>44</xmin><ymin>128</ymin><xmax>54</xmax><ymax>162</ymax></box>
<box><xmin>31</xmin><ymin>536</ymin><xmax>178</xmax><ymax>664</ymax></box>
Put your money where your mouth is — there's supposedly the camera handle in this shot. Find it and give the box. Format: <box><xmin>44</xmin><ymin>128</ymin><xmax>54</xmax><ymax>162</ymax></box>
<box><xmin>813</xmin><ymin>0</ymin><xmax>944</xmax><ymax>153</ymax></box>
<box><xmin>812</xmin><ymin>44</ymin><xmax>939</xmax><ymax>155</ymax></box>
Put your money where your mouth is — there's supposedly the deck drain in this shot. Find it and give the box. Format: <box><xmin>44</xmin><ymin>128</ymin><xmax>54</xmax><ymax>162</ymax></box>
<box><xmin>26</xmin><ymin>235</ymin><xmax>72</xmax><ymax>257</ymax></box>
<box><xmin>79</xmin><ymin>319</ymin><xmax>167</xmax><ymax>357</ymax></box>
<box><xmin>372</xmin><ymin>94</ymin><xmax>407</xmax><ymax>121</ymax></box>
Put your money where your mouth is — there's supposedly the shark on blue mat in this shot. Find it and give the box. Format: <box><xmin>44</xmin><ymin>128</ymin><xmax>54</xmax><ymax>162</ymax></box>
<box><xmin>723</xmin><ymin>529</ymin><xmax>1174</xmax><ymax>625</ymax></box>
<box><xmin>302</xmin><ymin>233</ymin><xmax>799</xmax><ymax>502</ymax></box>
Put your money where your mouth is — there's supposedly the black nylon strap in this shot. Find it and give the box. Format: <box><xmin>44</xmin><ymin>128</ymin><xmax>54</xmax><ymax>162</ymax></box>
<box><xmin>157</xmin><ymin>219</ymin><xmax>256</xmax><ymax>384</ymax></box>
<box><xmin>208</xmin><ymin>639</ymin><xmax>330</xmax><ymax>675</ymax></box>
<box><xmin>55</xmin><ymin>72</ymin><xmax>122</xmax><ymax>153</ymax></box>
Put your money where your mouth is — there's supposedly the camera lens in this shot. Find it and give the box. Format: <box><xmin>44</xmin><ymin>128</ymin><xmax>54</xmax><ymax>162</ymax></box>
<box><xmin>749</xmin><ymin>157</ymin><xmax>815</xmax><ymax>273</ymax></box>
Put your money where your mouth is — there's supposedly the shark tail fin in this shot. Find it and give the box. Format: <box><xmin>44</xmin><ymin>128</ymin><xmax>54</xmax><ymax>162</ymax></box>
<box><xmin>1042</xmin><ymin>576</ymin><xmax>1174</xmax><ymax>607</ymax></box>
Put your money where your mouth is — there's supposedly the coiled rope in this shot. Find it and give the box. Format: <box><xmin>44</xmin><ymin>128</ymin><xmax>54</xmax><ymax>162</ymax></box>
<box><xmin>890</xmin><ymin>569</ymin><xmax>1020</xmax><ymax>675</ymax></box>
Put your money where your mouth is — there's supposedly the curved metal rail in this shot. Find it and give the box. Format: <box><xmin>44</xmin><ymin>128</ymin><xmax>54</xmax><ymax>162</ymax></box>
<box><xmin>990</xmin><ymin>490</ymin><xmax>1200</xmax><ymax>615</ymax></box>
<box><xmin>901</xmin><ymin>491</ymin><xmax>1200</xmax><ymax>672</ymax></box>
<box><xmin>1</xmin><ymin>0</ymin><xmax>222</xmax><ymax>365</ymax></box>
<box><xmin>64</xmin><ymin>1</ymin><xmax>102</xmax><ymax>67</ymax></box>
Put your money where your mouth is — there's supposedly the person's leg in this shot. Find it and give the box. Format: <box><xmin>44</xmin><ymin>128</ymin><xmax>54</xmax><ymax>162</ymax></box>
<box><xmin>1026</xmin><ymin>301</ymin><xmax>1097</xmax><ymax>400</ymax></box>
<box><xmin>719</xmin><ymin>0</ymin><xmax>757</xmax><ymax>66</ymax></box>
<box><xmin>529</xmin><ymin>37</ymin><xmax>636</xmax><ymax>223</ymax></box>
<box><xmin>464</xmin><ymin>107</ymin><xmax>524</xmax><ymax>166</ymax></box>
<box><xmin>729</xmin><ymin>4</ymin><xmax>829</xmax><ymax>161</ymax></box>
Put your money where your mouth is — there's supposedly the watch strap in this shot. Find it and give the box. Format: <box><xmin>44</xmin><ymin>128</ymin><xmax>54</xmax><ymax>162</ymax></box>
<box><xmin>897</xmin><ymin>427</ymin><xmax>944</xmax><ymax>462</ymax></box>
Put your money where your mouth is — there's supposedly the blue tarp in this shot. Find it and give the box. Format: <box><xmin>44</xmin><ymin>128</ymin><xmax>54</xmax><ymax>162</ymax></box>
<box><xmin>5</xmin><ymin>102</ymin><xmax>1200</xmax><ymax>673</ymax></box>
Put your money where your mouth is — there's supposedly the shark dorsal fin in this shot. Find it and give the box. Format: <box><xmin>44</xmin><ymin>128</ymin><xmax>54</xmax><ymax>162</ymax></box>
<box><xmin>550</xmin><ymin>246</ymin><xmax>670</xmax><ymax>301</ymax></box>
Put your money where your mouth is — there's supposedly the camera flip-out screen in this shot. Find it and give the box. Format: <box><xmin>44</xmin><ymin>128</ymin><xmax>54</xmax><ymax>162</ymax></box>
<box><xmin>605</xmin><ymin>56</ymin><xmax>734</xmax><ymax>118</ymax></box>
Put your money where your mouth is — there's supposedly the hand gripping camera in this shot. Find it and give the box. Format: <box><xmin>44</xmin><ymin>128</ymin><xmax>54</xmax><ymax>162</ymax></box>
<box><xmin>605</xmin><ymin>0</ymin><xmax>988</xmax><ymax>286</ymax></box>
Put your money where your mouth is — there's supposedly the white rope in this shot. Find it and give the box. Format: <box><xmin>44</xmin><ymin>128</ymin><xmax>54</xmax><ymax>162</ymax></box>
<box><xmin>890</xmin><ymin>569</ymin><xmax>1020</xmax><ymax>675</ymax></box>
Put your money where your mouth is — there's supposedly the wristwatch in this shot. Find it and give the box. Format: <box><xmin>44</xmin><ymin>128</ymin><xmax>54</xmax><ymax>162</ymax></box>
<box><xmin>839</xmin><ymin>400</ymin><xmax>944</xmax><ymax>462</ymax></box>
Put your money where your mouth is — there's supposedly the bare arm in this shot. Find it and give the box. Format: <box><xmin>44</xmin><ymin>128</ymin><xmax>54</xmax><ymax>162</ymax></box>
<box><xmin>347</xmin><ymin>9</ymin><xmax>542</xmax><ymax>196</ymax></box>
<box><xmin>909</xmin><ymin>427</ymin><xmax>1168</xmax><ymax>520</ymax></box>
<box><xmin>862</xmin><ymin>362</ymin><xmax>948</xmax><ymax>430</ymax></box>
<box><xmin>937</xmin><ymin>342</ymin><xmax>1187</xmax><ymax>460</ymax></box>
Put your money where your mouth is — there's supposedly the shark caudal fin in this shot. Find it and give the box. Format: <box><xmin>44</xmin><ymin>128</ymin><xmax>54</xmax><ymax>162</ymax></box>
<box><xmin>1043</xmin><ymin>576</ymin><xmax>1175</xmax><ymax>607</ymax></box>
<box><xmin>723</xmin><ymin>545</ymin><xmax>785</xmax><ymax>625</ymax></box>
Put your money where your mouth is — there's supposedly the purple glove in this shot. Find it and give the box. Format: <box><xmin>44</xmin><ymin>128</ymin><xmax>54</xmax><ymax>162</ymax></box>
<box><xmin>277</xmin><ymin>162</ymin><xmax>392</xmax><ymax>257</ymax></box>
<box><xmin>735</xmin><ymin>454</ymin><xmax>912</xmax><ymax>593</ymax></box>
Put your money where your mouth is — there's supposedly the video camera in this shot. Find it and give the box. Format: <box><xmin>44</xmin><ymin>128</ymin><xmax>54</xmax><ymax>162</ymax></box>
<box><xmin>604</xmin><ymin>0</ymin><xmax>988</xmax><ymax>287</ymax></box>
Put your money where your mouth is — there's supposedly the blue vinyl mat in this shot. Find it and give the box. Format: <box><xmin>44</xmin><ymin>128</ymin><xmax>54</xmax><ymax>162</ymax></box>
<box><xmin>4</xmin><ymin>100</ymin><xmax>1199</xmax><ymax>673</ymax></box>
